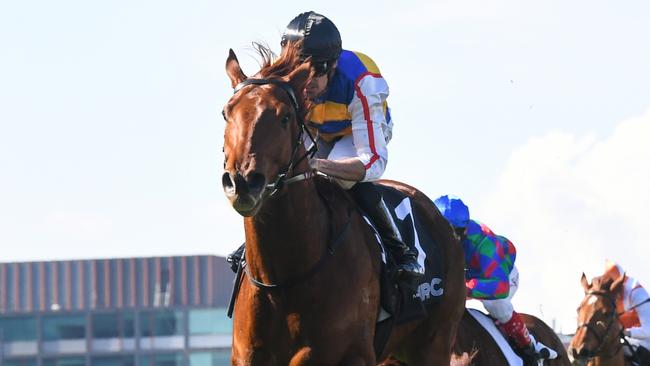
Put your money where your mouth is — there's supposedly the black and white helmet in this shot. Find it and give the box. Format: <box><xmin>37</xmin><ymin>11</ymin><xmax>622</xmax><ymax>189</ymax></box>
<box><xmin>281</xmin><ymin>11</ymin><xmax>342</xmax><ymax>74</ymax></box>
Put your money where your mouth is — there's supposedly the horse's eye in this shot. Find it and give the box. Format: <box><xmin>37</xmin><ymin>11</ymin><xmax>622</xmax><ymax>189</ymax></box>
<box><xmin>222</xmin><ymin>109</ymin><xmax>228</xmax><ymax>122</ymax></box>
<box><xmin>281</xmin><ymin>114</ymin><xmax>291</xmax><ymax>126</ymax></box>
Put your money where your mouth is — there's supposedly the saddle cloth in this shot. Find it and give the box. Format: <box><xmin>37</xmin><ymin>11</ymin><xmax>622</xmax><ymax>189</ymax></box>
<box><xmin>367</xmin><ymin>184</ymin><xmax>446</xmax><ymax>357</ymax></box>
<box><xmin>468</xmin><ymin>308</ymin><xmax>523</xmax><ymax>366</ymax></box>
<box><xmin>371</xmin><ymin>184</ymin><xmax>446</xmax><ymax>308</ymax></box>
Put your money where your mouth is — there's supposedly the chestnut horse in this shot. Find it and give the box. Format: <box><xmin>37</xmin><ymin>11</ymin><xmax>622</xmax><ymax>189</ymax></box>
<box><xmin>221</xmin><ymin>44</ymin><xmax>465</xmax><ymax>365</ymax></box>
<box><xmin>569</xmin><ymin>274</ymin><xmax>634</xmax><ymax>366</ymax></box>
<box><xmin>453</xmin><ymin>309</ymin><xmax>570</xmax><ymax>366</ymax></box>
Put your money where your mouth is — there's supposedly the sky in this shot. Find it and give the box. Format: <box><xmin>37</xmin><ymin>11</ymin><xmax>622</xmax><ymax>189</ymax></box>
<box><xmin>1</xmin><ymin>0</ymin><xmax>649</xmax><ymax>332</ymax></box>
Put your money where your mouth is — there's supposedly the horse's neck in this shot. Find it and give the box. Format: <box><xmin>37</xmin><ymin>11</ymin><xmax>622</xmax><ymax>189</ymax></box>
<box><xmin>591</xmin><ymin>357</ymin><xmax>626</xmax><ymax>366</ymax></box>
<box><xmin>592</xmin><ymin>344</ymin><xmax>626</xmax><ymax>366</ymax></box>
<box><xmin>244</xmin><ymin>180</ymin><xmax>330</xmax><ymax>285</ymax></box>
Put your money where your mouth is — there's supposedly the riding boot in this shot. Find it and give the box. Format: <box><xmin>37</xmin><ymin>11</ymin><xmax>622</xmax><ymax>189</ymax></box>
<box><xmin>498</xmin><ymin>312</ymin><xmax>558</xmax><ymax>360</ymax></box>
<box><xmin>226</xmin><ymin>244</ymin><xmax>245</xmax><ymax>273</ymax></box>
<box><xmin>368</xmin><ymin>198</ymin><xmax>425</xmax><ymax>280</ymax></box>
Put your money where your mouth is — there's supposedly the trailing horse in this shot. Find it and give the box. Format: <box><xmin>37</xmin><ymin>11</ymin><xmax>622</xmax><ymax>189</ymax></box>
<box><xmin>221</xmin><ymin>44</ymin><xmax>465</xmax><ymax>365</ymax></box>
<box><xmin>569</xmin><ymin>274</ymin><xmax>647</xmax><ymax>366</ymax></box>
<box><xmin>453</xmin><ymin>309</ymin><xmax>570</xmax><ymax>366</ymax></box>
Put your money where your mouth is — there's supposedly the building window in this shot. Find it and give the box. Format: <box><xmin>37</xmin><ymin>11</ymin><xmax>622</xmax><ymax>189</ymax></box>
<box><xmin>3</xmin><ymin>358</ymin><xmax>37</xmax><ymax>366</ymax></box>
<box><xmin>189</xmin><ymin>309</ymin><xmax>230</xmax><ymax>335</ymax></box>
<box><xmin>42</xmin><ymin>357</ymin><xmax>85</xmax><ymax>366</ymax></box>
<box><xmin>92</xmin><ymin>311</ymin><xmax>135</xmax><ymax>338</ymax></box>
<box><xmin>91</xmin><ymin>355</ymin><xmax>135</xmax><ymax>366</ymax></box>
<box><xmin>139</xmin><ymin>353</ymin><xmax>184</xmax><ymax>366</ymax></box>
<box><xmin>140</xmin><ymin>310</ymin><xmax>184</xmax><ymax>337</ymax></box>
<box><xmin>189</xmin><ymin>352</ymin><xmax>230</xmax><ymax>366</ymax></box>
<box><xmin>42</xmin><ymin>314</ymin><xmax>86</xmax><ymax>341</ymax></box>
<box><xmin>0</xmin><ymin>316</ymin><xmax>37</xmax><ymax>341</ymax></box>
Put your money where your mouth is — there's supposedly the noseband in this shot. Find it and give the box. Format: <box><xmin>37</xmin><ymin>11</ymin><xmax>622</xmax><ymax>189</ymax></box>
<box><xmin>232</xmin><ymin>78</ymin><xmax>318</xmax><ymax>195</ymax></box>
<box><xmin>575</xmin><ymin>290</ymin><xmax>623</xmax><ymax>359</ymax></box>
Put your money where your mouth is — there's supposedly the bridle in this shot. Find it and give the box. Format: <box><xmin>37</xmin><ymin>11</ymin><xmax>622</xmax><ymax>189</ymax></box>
<box><xmin>226</xmin><ymin>78</ymin><xmax>351</xmax><ymax>293</ymax></box>
<box><xmin>231</xmin><ymin>78</ymin><xmax>318</xmax><ymax>196</ymax></box>
<box><xmin>575</xmin><ymin>290</ymin><xmax>623</xmax><ymax>360</ymax></box>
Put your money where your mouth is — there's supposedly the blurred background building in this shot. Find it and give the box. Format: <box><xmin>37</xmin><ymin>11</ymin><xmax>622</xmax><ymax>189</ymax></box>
<box><xmin>0</xmin><ymin>256</ymin><xmax>235</xmax><ymax>366</ymax></box>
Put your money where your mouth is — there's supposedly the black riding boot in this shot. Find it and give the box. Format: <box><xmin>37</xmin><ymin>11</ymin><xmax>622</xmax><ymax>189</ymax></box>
<box><xmin>226</xmin><ymin>244</ymin><xmax>245</xmax><ymax>273</ymax></box>
<box><xmin>351</xmin><ymin>183</ymin><xmax>424</xmax><ymax>280</ymax></box>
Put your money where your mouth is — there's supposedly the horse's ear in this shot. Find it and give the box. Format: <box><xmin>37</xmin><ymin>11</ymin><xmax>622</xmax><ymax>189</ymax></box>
<box><xmin>285</xmin><ymin>62</ymin><xmax>311</xmax><ymax>95</ymax></box>
<box><xmin>610</xmin><ymin>273</ymin><xmax>626</xmax><ymax>294</ymax></box>
<box><xmin>580</xmin><ymin>272</ymin><xmax>590</xmax><ymax>292</ymax></box>
<box><xmin>226</xmin><ymin>49</ymin><xmax>247</xmax><ymax>89</ymax></box>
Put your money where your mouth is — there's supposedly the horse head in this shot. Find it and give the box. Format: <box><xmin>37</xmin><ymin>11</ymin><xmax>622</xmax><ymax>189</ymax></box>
<box><xmin>221</xmin><ymin>45</ymin><xmax>311</xmax><ymax>216</ymax></box>
<box><xmin>569</xmin><ymin>272</ymin><xmax>626</xmax><ymax>365</ymax></box>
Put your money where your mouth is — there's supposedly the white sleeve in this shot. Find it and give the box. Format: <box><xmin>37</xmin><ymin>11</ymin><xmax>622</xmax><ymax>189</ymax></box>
<box><xmin>628</xmin><ymin>286</ymin><xmax>650</xmax><ymax>339</ymax></box>
<box><xmin>348</xmin><ymin>74</ymin><xmax>390</xmax><ymax>182</ymax></box>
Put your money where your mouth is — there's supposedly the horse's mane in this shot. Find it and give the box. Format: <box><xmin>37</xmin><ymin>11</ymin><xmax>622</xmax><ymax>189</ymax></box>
<box><xmin>253</xmin><ymin>42</ymin><xmax>304</xmax><ymax>80</ymax></box>
<box><xmin>591</xmin><ymin>275</ymin><xmax>608</xmax><ymax>290</ymax></box>
<box><xmin>590</xmin><ymin>275</ymin><xmax>619</xmax><ymax>294</ymax></box>
<box><xmin>251</xmin><ymin>41</ymin><xmax>312</xmax><ymax>115</ymax></box>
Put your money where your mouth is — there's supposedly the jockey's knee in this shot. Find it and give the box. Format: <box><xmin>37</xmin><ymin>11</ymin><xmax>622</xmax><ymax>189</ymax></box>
<box><xmin>482</xmin><ymin>299</ymin><xmax>514</xmax><ymax>323</ymax></box>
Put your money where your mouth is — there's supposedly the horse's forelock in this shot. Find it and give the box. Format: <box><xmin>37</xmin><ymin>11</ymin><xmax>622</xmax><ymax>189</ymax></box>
<box><xmin>251</xmin><ymin>41</ymin><xmax>311</xmax><ymax>114</ymax></box>
<box><xmin>254</xmin><ymin>42</ymin><xmax>303</xmax><ymax>80</ymax></box>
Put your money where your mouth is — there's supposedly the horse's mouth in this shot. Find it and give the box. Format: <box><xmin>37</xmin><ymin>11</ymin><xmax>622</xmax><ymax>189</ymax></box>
<box><xmin>568</xmin><ymin>351</ymin><xmax>588</xmax><ymax>366</ymax></box>
<box><xmin>230</xmin><ymin>194</ymin><xmax>263</xmax><ymax>217</ymax></box>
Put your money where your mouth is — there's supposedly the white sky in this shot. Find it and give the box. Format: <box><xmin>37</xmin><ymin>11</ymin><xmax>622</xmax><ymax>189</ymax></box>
<box><xmin>1</xmin><ymin>0</ymin><xmax>649</xmax><ymax>332</ymax></box>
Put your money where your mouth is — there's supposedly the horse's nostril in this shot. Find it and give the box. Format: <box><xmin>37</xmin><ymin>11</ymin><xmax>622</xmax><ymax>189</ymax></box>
<box><xmin>247</xmin><ymin>172</ymin><xmax>266</xmax><ymax>192</ymax></box>
<box><xmin>222</xmin><ymin>172</ymin><xmax>235</xmax><ymax>190</ymax></box>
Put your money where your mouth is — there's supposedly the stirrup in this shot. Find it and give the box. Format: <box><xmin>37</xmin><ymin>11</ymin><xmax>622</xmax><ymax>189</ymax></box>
<box><xmin>396</xmin><ymin>259</ymin><xmax>425</xmax><ymax>279</ymax></box>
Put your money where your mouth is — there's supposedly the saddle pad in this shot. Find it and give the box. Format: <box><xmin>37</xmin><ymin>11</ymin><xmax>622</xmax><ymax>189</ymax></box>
<box><xmin>468</xmin><ymin>308</ymin><xmax>523</xmax><ymax>366</ymax></box>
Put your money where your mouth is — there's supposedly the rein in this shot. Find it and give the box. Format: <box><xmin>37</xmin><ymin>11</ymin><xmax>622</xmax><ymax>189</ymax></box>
<box><xmin>244</xmin><ymin>208</ymin><xmax>351</xmax><ymax>289</ymax></box>
<box><xmin>232</xmin><ymin>78</ymin><xmax>318</xmax><ymax>196</ymax></box>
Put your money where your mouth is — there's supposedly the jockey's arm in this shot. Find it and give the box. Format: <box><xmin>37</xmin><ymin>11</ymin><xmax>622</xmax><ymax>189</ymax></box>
<box><xmin>466</xmin><ymin>277</ymin><xmax>510</xmax><ymax>300</ymax></box>
<box><xmin>310</xmin><ymin>157</ymin><xmax>365</xmax><ymax>181</ymax></box>
<box><xmin>310</xmin><ymin>75</ymin><xmax>390</xmax><ymax>182</ymax></box>
<box><xmin>348</xmin><ymin>74</ymin><xmax>390</xmax><ymax>182</ymax></box>
<box><xmin>628</xmin><ymin>286</ymin><xmax>650</xmax><ymax>339</ymax></box>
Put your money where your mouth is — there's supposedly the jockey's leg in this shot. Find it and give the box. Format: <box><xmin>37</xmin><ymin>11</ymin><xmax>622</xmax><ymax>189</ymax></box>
<box><xmin>483</xmin><ymin>268</ymin><xmax>557</xmax><ymax>360</ymax></box>
<box><xmin>350</xmin><ymin>182</ymin><xmax>424</xmax><ymax>280</ymax></box>
<box><xmin>322</xmin><ymin>135</ymin><xmax>423</xmax><ymax>280</ymax></box>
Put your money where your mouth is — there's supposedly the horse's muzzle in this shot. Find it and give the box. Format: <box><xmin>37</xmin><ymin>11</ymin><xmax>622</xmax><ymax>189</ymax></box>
<box><xmin>568</xmin><ymin>345</ymin><xmax>591</xmax><ymax>366</ymax></box>
<box><xmin>222</xmin><ymin>171</ymin><xmax>266</xmax><ymax>216</ymax></box>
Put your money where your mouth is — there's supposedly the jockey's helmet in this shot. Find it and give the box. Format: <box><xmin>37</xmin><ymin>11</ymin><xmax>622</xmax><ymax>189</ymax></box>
<box><xmin>434</xmin><ymin>195</ymin><xmax>470</xmax><ymax>228</ymax></box>
<box><xmin>281</xmin><ymin>11</ymin><xmax>342</xmax><ymax>75</ymax></box>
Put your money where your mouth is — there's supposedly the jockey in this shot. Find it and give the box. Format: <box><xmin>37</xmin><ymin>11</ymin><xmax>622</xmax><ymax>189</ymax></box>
<box><xmin>433</xmin><ymin>195</ymin><xmax>558</xmax><ymax>361</ymax></box>
<box><xmin>602</xmin><ymin>260</ymin><xmax>650</xmax><ymax>364</ymax></box>
<box><xmin>282</xmin><ymin>11</ymin><xmax>423</xmax><ymax>279</ymax></box>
